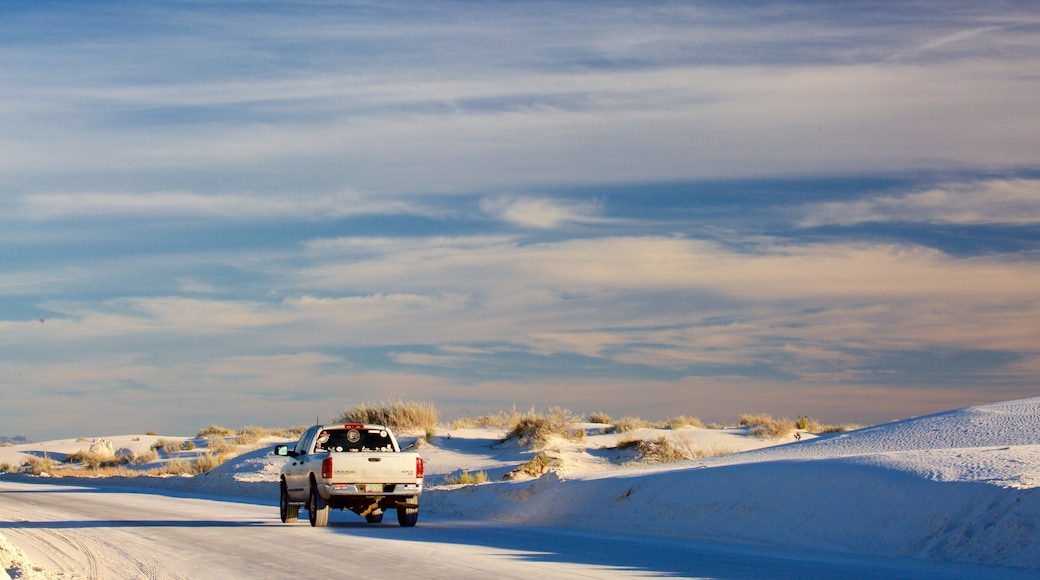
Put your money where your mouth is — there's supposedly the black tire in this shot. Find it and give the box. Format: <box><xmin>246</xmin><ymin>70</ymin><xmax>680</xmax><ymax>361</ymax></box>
<box><xmin>397</xmin><ymin>506</ymin><xmax>418</xmax><ymax>527</ymax></box>
<box><xmin>280</xmin><ymin>480</ymin><xmax>299</xmax><ymax>524</ymax></box>
<box><xmin>365</xmin><ymin>511</ymin><xmax>384</xmax><ymax>524</ymax></box>
<box><xmin>308</xmin><ymin>480</ymin><xmax>329</xmax><ymax>527</ymax></box>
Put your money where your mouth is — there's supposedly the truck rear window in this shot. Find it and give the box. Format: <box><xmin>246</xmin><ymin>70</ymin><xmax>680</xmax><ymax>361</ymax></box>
<box><xmin>321</xmin><ymin>429</ymin><xmax>394</xmax><ymax>452</ymax></box>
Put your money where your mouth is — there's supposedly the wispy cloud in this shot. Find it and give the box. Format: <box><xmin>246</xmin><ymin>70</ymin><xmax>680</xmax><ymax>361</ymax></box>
<box><xmin>479</xmin><ymin>195</ymin><xmax>604</xmax><ymax>228</ymax></box>
<box><xmin>800</xmin><ymin>179</ymin><xmax>1040</xmax><ymax>226</ymax></box>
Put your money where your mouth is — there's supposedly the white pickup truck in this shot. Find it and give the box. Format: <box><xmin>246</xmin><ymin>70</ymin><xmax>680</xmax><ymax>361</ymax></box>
<box><xmin>274</xmin><ymin>423</ymin><xmax>424</xmax><ymax>527</ymax></box>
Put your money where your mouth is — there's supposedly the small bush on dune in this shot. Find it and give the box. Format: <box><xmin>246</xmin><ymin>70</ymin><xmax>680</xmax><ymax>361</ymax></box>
<box><xmin>587</xmin><ymin>412</ymin><xmax>612</xmax><ymax>424</ymax></box>
<box><xmin>131</xmin><ymin>449</ymin><xmax>159</xmax><ymax>465</ymax></box>
<box><xmin>339</xmin><ymin>399</ymin><xmax>439</xmax><ymax>434</ymax></box>
<box><xmin>452</xmin><ymin>407</ymin><xmax>523</xmax><ymax>430</ymax></box>
<box><xmin>233</xmin><ymin>426</ymin><xmax>267</xmax><ymax>446</ymax></box>
<box><xmin>206</xmin><ymin>438</ymin><xmax>238</xmax><ymax>457</ymax></box>
<box><xmin>159</xmin><ymin>453</ymin><xmax>226</xmax><ymax>476</ymax></box>
<box><xmin>64</xmin><ymin>450</ymin><xmax>126</xmax><ymax>470</ymax></box>
<box><xmin>197</xmin><ymin>425</ymin><xmax>235</xmax><ymax>438</ymax></box>
<box><xmin>612</xmin><ymin>416</ymin><xmax>652</xmax><ymax>433</ymax></box>
<box><xmin>509</xmin><ymin>407</ymin><xmax>579</xmax><ymax>447</ymax></box>
<box><xmin>444</xmin><ymin>470</ymin><xmax>488</xmax><ymax>485</ymax></box>
<box><xmin>665</xmin><ymin>415</ymin><xmax>704</xmax><ymax>429</ymax></box>
<box><xmin>151</xmin><ymin>438</ymin><xmax>185</xmax><ymax>455</ymax></box>
<box><xmin>619</xmin><ymin>436</ymin><xmax>736</xmax><ymax>463</ymax></box>
<box><xmin>739</xmin><ymin>413</ymin><xmax>795</xmax><ymax>439</ymax></box>
<box><xmin>22</xmin><ymin>456</ymin><xmax>55</xmax><ymax>475</ymax></box>
<box><xmin>505</xmin><ymin>452</ymin><xmax>557</xmax><ymax>479</ymax></box>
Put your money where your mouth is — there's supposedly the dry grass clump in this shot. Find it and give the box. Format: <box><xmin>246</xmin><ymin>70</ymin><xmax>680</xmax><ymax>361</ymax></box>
<box><xmin>197</xmin><ymin>425</ymin><xmax>235</xmax><ymax>438</ymax></box>
<box><xmin>233</xmin><ymin>426</ymin><xmax>267</xmax><ymax>445</ymax></box>
<box><xmin>738</xmin><ymin>413</ymin><xmax>795</xmax><ymax>439</ymax></box>
<box><xmin>619</xmin><ymin>436</ymin><xmax>736</xmax><ymax>463</ymax></box>
<box><xmin>451</xmin><ymin>407</ymin><xmax>524</xmax><ymax>430</ymax></box>
<box><xmin>339</xmin><ymin>399</ymin><xmax>439</xmax><ymax>433</ymax></box>
<box><xmin>444</xmin><ymin>470</ymin><xmax>488</xmax><ymax>485</ymax></box>
<box><xmin>612</xmin><ymin>416</ymin><xmax>653</xmax><ymax>433</ymax></box>
<box><xmin>587</xmin><ymin>412</ymin><xmax>612</xmax><ymax>425</ymax></box>
<box><xmin>158</xmin><ymin>453</ymin><xmax>226</xmax><ymax>475</ymax></box>
<box><xmin>206</xmin><ymin>438</ymin><xmax>238</xmax><ymax>457</ymax></box>
<box><xmin>64</xmin><ymin>450</ymin><xmax>127</xmax><ymax>470</ymax></box>
<box><xmin>151</xmin><ymin>438</ymin><xmax>186</xmax><ymax>455</ymax></box>
<box><xmin>505</xmin><ymin>452</ymin><xmax>558</xmax><ymax>480</ymax></box>
<box><xmin>817</xmin><ymin>423</ymin><xmax>861</xmax><ymax>433</ymax></box>
<box><xmin>509</xmin><ymin>407</ymin><xmax>580</xmax><ymax>447</ymax></box>
<box><xmin>665</xmin><ymin>415</ymin><xmax>704</xmax><ymax>429</ymax></box>
<box><xmin>21</xmin><ymin>455</ymin><xmax>55</xmax><ymax>475</ymax></box>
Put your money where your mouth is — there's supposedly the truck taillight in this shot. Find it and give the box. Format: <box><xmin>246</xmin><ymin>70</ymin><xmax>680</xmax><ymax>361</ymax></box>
<box><xmin>322</xmin><ymin>456</ymin><xmax>333</xmax><ymax>479</ymax></box>
<box><xmin>416</xmin><ymin>457</ymin><xmax>424</xmax><ymax>479</ymax></box>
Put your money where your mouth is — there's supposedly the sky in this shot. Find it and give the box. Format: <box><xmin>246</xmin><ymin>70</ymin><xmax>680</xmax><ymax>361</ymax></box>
<box><xmin>2</xmin><ymin>1</ymin><xmax>1040</xmax><ymax>440</ymax></box>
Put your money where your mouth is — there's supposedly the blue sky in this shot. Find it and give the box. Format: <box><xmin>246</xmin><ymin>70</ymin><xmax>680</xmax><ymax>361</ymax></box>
<box><xmin>3</xmin><ymin>1</ymin><xmax>1040</xmax><ymax>439</ymax></box>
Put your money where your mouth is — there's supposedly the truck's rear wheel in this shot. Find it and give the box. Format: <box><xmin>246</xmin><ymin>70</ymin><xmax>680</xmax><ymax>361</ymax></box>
<box><xmin>308</xmin><ymin>481</ymin><xmax>329</xmax><ymax>527</ymax></box>
<box><xmin>280</xmin><ymin>481</ymin><xmax>299</xmax><ymax>524</ymax></box>
<box><xmin>397</xmin><ymin>505</ymin><xmax>418</xmax><ymax>527</ymax></box>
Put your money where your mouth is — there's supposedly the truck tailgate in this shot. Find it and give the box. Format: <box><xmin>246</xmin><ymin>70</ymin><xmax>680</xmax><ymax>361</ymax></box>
<box><xmin>328</xmin><ymin>452</ymin><xmax>419</xmax><ymax>483</ymax></box>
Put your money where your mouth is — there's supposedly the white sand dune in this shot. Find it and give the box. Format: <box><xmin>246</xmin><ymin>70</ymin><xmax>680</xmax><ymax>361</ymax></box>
<box><xmin>3</xmin><ymin>397</ymin><xmax>1039</xmax><ymax>576</ymax></box>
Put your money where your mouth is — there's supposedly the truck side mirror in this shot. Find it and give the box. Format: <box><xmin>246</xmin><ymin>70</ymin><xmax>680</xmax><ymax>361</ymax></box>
<box><xmin>273</xmin><ymin>445</ymin><xmax>294</xmax><ymax>457</ymax></box>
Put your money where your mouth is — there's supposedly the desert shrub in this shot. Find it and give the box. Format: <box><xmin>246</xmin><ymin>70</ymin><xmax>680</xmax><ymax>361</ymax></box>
<box><xmin>818</xmin><ymin>423</ymin><xmax>861</xmax><ymax>433</ymax></box>
<box><xmin>587</xmin><ymin>412</ymin><xmax>612</xmax><ymax>424</ymax></box>
<box><xmin>206</xmin><ymin>438</ymin><xmax>237</xmax><ymax>457</ymax></box>
<box><xmin>505</xmin><ymin>452</ymin><xmax>557</xmax><ymax>479</ymax></box>
<box><xmin>339</xmin><ymin>399</ymin><xmax>439</xmax><ymax>434</ymax></box>
<box><xmin>197</xmin><ymin>425</ymin><xmax>235</xmax><ymax>438</ymax></box>
<box><xmin>795</xmin><ymin>414</ymin><xmax>822</xmax><ymax>432</ymax></box>
<box><xmin>509</xmin><ymin>407</ymin><xmax>579</xmax><ymax>447</ymax></box>
<box><xmin>0</xmin><ymin>463</ymin><xmax>10</xmax><ymax>472</ymax></box>
<box><xmin>145</xmin><ymin>431</ymin><xmax>158</xmax><ymax>436</ymax></box>
<box><xmin>131</xmin><ymin>449</ymin><xmax>159</xmax><ymax>465</ymax></box>
<box><xmin>444</xmin><ymin>470</ymin><xmax>488</xmax><ymax>485</ymax></box>
<box><xmin>22</xmin><ymin>455</ymin><xmax>55</xmax><ymax>475</ymax></box>
<box><xmin>159</xmin><ymin>453</ymin><xmax>225</xmax><ymax>476</ymax></box>
<box><xmin>452</xmin><ymin>407</ymin><xmax>523</xmax><ymax>430</ymax></box>
<box><xmin>622</xmin><ymin>437</ymin><xmax>736</xmax><ymax>463</ymax></box>
<box><xmin>665</xmin><ymin>415</ymin><xmax>704</xmax><ymax>429</ymax></box>
<box><xmin>64</xmin><ymin>450</ymin><xmax>126</xmax><ymax>470</ymax></box>
<box><xmin>151</xmin><ymin>438</ymin><xmax>184</xmax><ymax>455</ymax></box>
<box><xmin>183</xmin><ymin>440</ymin><xmax>196</xmax><ymax>451</ymax></box>
<box><xmin>705</xmin><ymin>422</ymin><xmax>727</xmax><ymax>430</ymax></box>
<box><xmin>267</xmin><ymin>425</ymin><xmax>309</xmax><ymax>439</ymax></box>
<box><xmin>233</xmin><ymin>426</ymin><xmax>267</xmax><ymax>446</ymax></box>
<box><xmin>612</xmin><ymin>416</ymin><xmax>651</xmax><ymax>433</ymax></box>
<box><xmin>739</xmin><ymin>413</ymin><xmax>795</xmax><ymax>439</ymax></box>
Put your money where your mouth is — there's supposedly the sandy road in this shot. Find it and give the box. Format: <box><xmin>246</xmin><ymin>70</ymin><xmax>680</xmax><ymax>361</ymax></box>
<box><xmin>2</xmin><ymin>479</ymin><xmax>1031</xmax><ymax>579</ymax></box>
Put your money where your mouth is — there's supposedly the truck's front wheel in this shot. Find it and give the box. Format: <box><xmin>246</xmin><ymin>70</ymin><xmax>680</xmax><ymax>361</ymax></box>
<box><xmin>280</xmin><ymin>480</ymin><xmax>299</xmax><ymax>524</ymax></box>
<box><xmin>308</xmin><ymin>480</ymin><xmax>329</xmax><ymax>527</ymax></box>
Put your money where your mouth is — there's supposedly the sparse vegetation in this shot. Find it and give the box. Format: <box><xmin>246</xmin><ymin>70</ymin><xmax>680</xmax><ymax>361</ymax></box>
<box><xmin>509</xmin><ymin>407</ymin><xmax>580</xmax><ymax>447</ymax></box>
<box><xmin>22</xmin><ymin>455</ymin><xmax>55</xmax><ymax>475</ymax></box>
<box><xmin>612</xmin><ymin>416</ymin><xmax>653</xmax><ymax>433</ymax></box>
<box><xmin>451</xmin><ymin>407</ymin><xmax>523</xmax><ymax>430</ymax></box>
<box><xmin>197</xmin><ymin>425</ymin><xmax>235</xmax><ymax>438</ymax></box>
<box><xmin>587</xmin><ymin>412</ymin><xmax>612</xmax><ymax>424</ymax></box>
<box><xmin>619</xmin><ymin>436</ymin><xmax>736</xmax><ymax>463</ymax></box>
<box><xmin>206</xmin><ymin>437</ymin><xmax>237</xmax><ymax>457</ymax></box>
<box><xmin>505</xmin><ymin>452</ymin><xmax>557</xmax><ymax>479</ymax></box>
<box><xmin>665</xmin><ymin>415</ymin><xmax>704</xmax><ymax>429</ymax></box>
<box><xmin>233</xmin><ymin>426</ymin><xmax>267</xmax><ymax>446</ymax></box>
<box><xmin>339</xmin><ymin>399</ymin><xmax>439</xmax><ymax>434</ymax></box>
<box><xmin>64</xmin><ymin>450</ymin><xmax>126</xmax><ymax>470</ymax></box>
<box><xmin>738</xmin><ymin>413</ymin><xmax>795</xmax><ymax>439</ymax></box>
<box><xmin>444</xmin><ymin>470</ymin><xmax>488</xmax><ymax>485</ymax></box>
<box><xmin>151</xmin><ymin>438</ymin><xmax>185</xmax><ymax>455</ymax></box>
